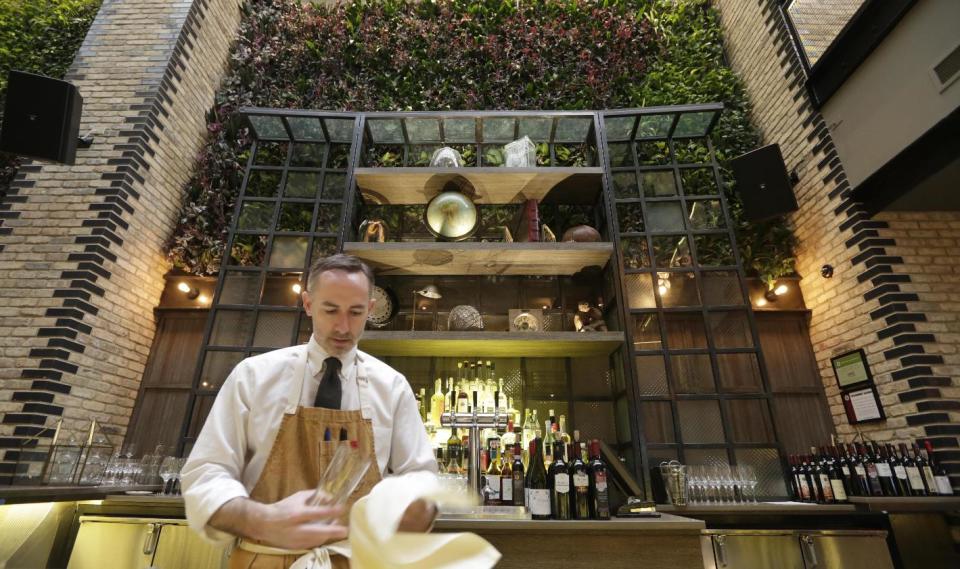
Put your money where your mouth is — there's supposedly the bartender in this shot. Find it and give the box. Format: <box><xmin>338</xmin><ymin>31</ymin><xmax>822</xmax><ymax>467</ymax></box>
<box><xmin>182</xmin><ymin>254</ymin><xmax>438</xmax><ymax>568</ymax></box>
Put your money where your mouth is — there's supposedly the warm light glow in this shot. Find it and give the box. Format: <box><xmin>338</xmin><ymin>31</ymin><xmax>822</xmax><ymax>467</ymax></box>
<box><xmin>542</xmin><ymin>305</ymin><xmax>548</xmax><ymax>309</ymax></box>
<box><xmin>292</xmin><ymin>283</ymin><xmax>303</xmax><ymax>294</ymax></box>
<box><xmin>756</xmin><ymin>298</ymin><xmax>768</xmax><ymax>307</ymax></box>
<box><xmin>177</xmin><ymin>282</ymin><xmax>191</xmax><ymax>294</ymax></box>
<box><xmin>774</xmin><ymin>283</ymin><xmax>789</xmax><ymax>296</ymax></box>
<box><xmin>658</xmin><ymin>285</ymin><xmax>668</xmax><ymax>296</ymax></box>
<box><xmin>197</xmin><ymin>294</ymin><xmax>210</xmax><ymax>304</ymax></box>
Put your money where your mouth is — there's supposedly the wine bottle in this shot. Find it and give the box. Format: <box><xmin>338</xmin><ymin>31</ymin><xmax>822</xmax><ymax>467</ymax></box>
<box><xmin>872</xmin><ymin>443</ymin><xmax>897</xmax><ymax>496</ymax></box>
<box><xmin>549</xmin><ymin>439</ymin><xmax>571</xmax><ymax>520</ymax></box>
<box><xmin>826</xmin><ymin>447</ymin><xmax>848</xmax><ymax>503</ymax></box>
<box><xmin>848</xmin><ymin>443</ymin><xmax>869</xmax><ymax>496</ymax></box>
<box><xmin>569</xmin><ymin>443</ymin><xmax>590</xmax><ymax>519</ymax></box>
<box><xmin>924</xmin><ymin>440</ymin><xmax>955</xmax><ymax>495</ymax></box>
<box><xmin>914</xmin><ymin>441</ymin><xmax>938</xmax><ymax>495</ymax></box>
<box><xmin>901</xmin><ymin>443</ymin><xmax>926</xmax><ymax>496</ymax></box>
<box><xmin>887</xmin><ymin>443</ymin><xmax>909</xmax><ymax>496</ymax></box>
<box><xmin>588</xmin><ymin>440</ymin><xmax>611</xmax><ymax>520</ymax></box>
<box><xmin>859</xmin><ymin>443</ymin><xmax>884</xmax><ymax>496</ymax></box>
<box><xmin>430</xmin><ymin>377</ymin><xmax>445</xmax><ymax>427</ymax></box>
<box><xmin>446</xmin><ymin>428</ymin><xmax>462</xmax><ymax>475</ymax></box>
<box><xmin>486</xmin><ymin>444</ymin><xmax>501</xmax><ymax>504</ymax></box>
<box><xmin>811</xmin><ymin>447</ymin><xmax>833</xmax><ymax>503</ymax></box>
<box><xmin>526</xmin><ymin>438</ymin><xmax>551</xmax><ymax>520</ymax></box>
<box><xmin>502</xmin><ymin>420</ymin><xmax>517</xmax><ymax>448</ymax></box>
<box><xmin>512</xmin><ymin>443</ymin><xmax>525</xmax><ymax>508</ymax></box>
<box><xmin>795</xmin><ymin>455</ymin><xmax>812</xmax><ymax>502</ymax></box>
<box><xmin>501</xmin><ymin>443</ymin><xmax>513</xmax><ymax>505</ymax></box>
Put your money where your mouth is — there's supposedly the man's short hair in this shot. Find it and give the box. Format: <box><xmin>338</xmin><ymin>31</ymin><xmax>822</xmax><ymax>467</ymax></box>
<box><xmin>306</xmin><ymin>254</ymin><xmax>375</xmax><ymax>295</ymax></box>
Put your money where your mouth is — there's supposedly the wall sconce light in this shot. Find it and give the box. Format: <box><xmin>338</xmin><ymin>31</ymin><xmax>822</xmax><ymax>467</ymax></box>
<box><xmin>763</xmin><ymin>281</ymin><xmax>789</xmax><ymax>303</ymax></box>
<box><xmin>412</xmin><ymin>285</ymin><xmax>442</xmax><ymax>331</ymax></box>
<box><xmin>197</xmin><ymin>294</ymin><xmax>210</xmax><ymax>304</ymax></box>
<box><xmin>292</xmin><ymin>283</ymin><xmax>303</xmax><ymax>294</ymax></box>
<box><xmin>657</xmin><ymin>272</ymin><xmax>671</xmax><ymax>296</ymax></box>
<box><xmin>177</xmin><ymin>281</ymin><xmax>199</xmax><ymax>300</ymax></box>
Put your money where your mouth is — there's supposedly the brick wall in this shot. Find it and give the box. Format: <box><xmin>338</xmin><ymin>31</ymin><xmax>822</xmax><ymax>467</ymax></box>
<box><xmin>714</xmin><ymin>0</ymin><xmax>959</xmax><ymax>485</ymax></box>
<box><xmin>0</xmin><ymin>0</ymin><xmax>242</xmax><ymax>481</ymax></box>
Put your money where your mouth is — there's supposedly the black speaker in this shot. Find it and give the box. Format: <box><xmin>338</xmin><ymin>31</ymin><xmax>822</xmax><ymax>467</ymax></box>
<box><xmin>730</xmin><ymin>143</ymin><xmax>798</xmax><ymax>222</ymax></box>
<box><xmin>0</xmin><ymin>70</ymin><xmax>83</xmax><ymax>165</ymax></box>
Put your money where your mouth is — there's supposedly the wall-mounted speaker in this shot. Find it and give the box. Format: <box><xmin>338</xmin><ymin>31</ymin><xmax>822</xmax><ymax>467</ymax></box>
<box><xmin>730</xmin><ymin>143</ymin><xmax>798</xmax><ymax>222</ymax></box>
<box><xmin>0</xmin><ymin>70</ymin><xmax>83</xmax><ymax>165</ymax></box>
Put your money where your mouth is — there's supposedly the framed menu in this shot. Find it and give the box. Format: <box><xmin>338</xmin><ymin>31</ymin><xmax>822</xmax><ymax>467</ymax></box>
<box><xmin>841</xmin><ymin>385</ymin><xmax>886</xmax><ymax>424</ymax></box>
<box><xmin>831</xmin><ymin>349</ymin><xmax>872</xmax><ymax>389</ymax></box>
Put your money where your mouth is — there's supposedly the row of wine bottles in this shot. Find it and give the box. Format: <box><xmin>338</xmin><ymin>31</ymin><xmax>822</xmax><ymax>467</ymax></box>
<box><xmin>523</xmin><ymin>437</ymin><xmax>611</xmax><ymax>520</ymax></box>
<box><xmin>788</xmin><ymin>439</ymin><xmax>953</xmax><ymax>503</ymax></box>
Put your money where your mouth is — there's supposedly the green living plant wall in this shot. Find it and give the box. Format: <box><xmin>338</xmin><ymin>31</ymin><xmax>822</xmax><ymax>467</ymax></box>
<box><xmin>0</xmin><ymin>0</ymin><xmax>103</xmax><ymax>195</ymax></box>
<box><xmin>166</xmin><ymin>0</ymin><xmax>796</xmax><ymax>285</ymax></box>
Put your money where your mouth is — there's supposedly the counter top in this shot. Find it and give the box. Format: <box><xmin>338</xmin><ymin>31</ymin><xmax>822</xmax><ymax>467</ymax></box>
<box><xmin>657</xmin><ymin>502</ymin><xmax>858</xmax><ymax>515</ymax></box>
<box><xmin>434</xmin><ymin>514</ymin><xmax>705</xmax><ymax>533</ymax></box>
<box><xmin>847</xmin><ymin>496</ymin><xmax>960</xmax><ymax>513</ymax></box>
<box><xmin>0</xmin><ymin>485</ymin><xmax>161</xmax><ymax>505</ymax></box>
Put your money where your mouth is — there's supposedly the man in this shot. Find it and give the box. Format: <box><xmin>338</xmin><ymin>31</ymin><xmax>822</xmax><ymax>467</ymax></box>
<box><xmin>182</xmin><ymin>254</ymin><xmax>438</xmax><ymax>567</ymax></box>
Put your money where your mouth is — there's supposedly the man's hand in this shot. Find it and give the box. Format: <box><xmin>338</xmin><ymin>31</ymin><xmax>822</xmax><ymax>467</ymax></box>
<box><xmin>210</xmin><ymin>490</ymin><xmax>348</xmax><ymax>550</ymax></box>
<box><xmin>397</xmin><ymin>499</ymin><xmax>437</xmax><ymax>533</ymax></box>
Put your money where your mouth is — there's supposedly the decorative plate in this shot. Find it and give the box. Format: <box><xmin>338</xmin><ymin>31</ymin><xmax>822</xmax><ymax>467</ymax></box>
<box><xmin>368</xmin><ymin>285</ymin><xmax>397</xmax><ymax>328</ymax></box>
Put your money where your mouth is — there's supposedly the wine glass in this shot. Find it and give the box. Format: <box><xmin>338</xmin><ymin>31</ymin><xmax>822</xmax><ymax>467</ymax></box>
<box><xmin>159</xmin><ymin>457</ymin><xmax>177</xmax><ymax>495</ymax></box>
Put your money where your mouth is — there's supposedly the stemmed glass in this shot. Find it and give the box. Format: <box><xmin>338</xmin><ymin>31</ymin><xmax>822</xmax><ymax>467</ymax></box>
<box><xmin>159</xmin><ymin>457</ymin><xmax>177</xmax><ymax>495</ymax></box>
<box><xmin>738</xmin><ymin>465</ymin><xmax>758</xmax><ymax>503</ymax></box>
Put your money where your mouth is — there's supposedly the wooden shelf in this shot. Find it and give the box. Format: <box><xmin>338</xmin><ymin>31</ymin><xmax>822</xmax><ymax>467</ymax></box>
<box><xmin>358</xmin><ymin>331</ymin><xmax>625</xmax><ymax>357</ymax></box>
<box><xmin>344</xmin><ymin>242</ymin><xmax>613</xmax><ymax>276</ymax></box>
<box><xmin>354</xmin><ymin>167</ymin><xmax>603</xmax><ymax>205</ymax></box>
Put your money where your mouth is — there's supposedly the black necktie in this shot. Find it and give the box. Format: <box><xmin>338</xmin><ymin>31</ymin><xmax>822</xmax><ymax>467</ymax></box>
<box><xmin>313</xmin><ymin>357</ymin><xmax>342</xmax><ymax>409</ymax></box>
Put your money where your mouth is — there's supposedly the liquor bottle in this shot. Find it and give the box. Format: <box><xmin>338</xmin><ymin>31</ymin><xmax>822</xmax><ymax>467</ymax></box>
<box><xmin>914</xmin><ymin>441</ymin><xmax>938</xmax><ymax>495</ymax></box>
<box><xmin>446</xmin><ymin>428</ymin><xmax>462</xmax><ymax>475</ymax></box>
<box><xmin>430</xmin><ymin>378</ymin><xmax>445</xmax><ymax>427</ymax></box>
<box><xmin>872</xmin><ymin>443</ymin><xmax>897</xmax><ymax>496</ymax></box>
<box><xmin>848</xmin><ymin>443</ymin><xmax>870</xmax><ymax>496</ymax></box>
<box><xmin>569</xmin><ymin>443</ymin><xmax>590</xmax><ymax>519</ymax></box>
<box><xmin>549</xmin><ymin>439</ymin><xmax>571</xmax><ymax>520</ymax></box>
<box><xmin>416</xmin><ymin>388</ymin><xmax>425</xmax><ymax>422</ymax></box>
<box><xmin>924</xmin><ymin>440</ymin><xmax>955</xmax><ymax>495</ymax></box>
<box><xmin>887</xmin><ymin>443</ymin><xmax>909</xmax><ymax>496</ymax></box>
<box><xmin>548</xmin><ymin>409</ymin><xmax>557</xmax><ymax>430</ymax></box>
<box><xmin>501</xmin><ymin>420</ymin><xmax>517</xmax><ymax>448</ymax></box>
<box><xmin>558</xmin><ymin>415</ymin><xmax>572</xmax><ymax>458</ymax></box>
<box><xmin>825</xmin><ymin>447</ymin><xmax>848</xmax><ymax>503</ymax></box>
<box><xmin>901</xmin><ymin>443</ymin><xmax>927</xmax><ymax>497</ymax></box>
<box><xmin>544</xmin><ymin>420</ymin><xmax>555</xmax><ymax>467</ymax></box>
<box><xmin>526</xmin><ymin>438</ymin><xmax>551</xmax><ymax>520</ymax></box>
<box><xmin>588</xmin><ymin>440</ymin><xmax>611</xmax><ymax>520</ymax></box>
<box><xmin>456</xmin><ymin>380</ymin><xmax>469</xmax><ymax>414</ymax></box>
<box><xmin>486</xmin><ymin>444</ymin><xmax>502</xmax><ymax>504</ymax></box>
<box><xmin>512</xmin><ymin>443</ymin><xmax>525</xmax><ymax>508</ymax></box>
<box><xmin>500</xmin><ymin>443</ymin><xmax>513</xmax><ymax>505</ymax></box>
<box><xmin>859</xmin><ymin>443</ymin><xmax>884</xmax><ymax>496</ymax></box>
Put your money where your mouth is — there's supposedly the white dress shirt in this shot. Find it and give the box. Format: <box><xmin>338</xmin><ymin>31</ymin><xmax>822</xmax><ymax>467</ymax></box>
<box><xmin>182</xmin><ymin>336</ymin><xmax>438</xmax><ymax>542</ymax></box>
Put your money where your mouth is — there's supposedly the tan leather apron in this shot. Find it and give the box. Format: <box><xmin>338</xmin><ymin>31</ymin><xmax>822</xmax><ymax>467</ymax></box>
<box><xmin>228</xmin><ymin>348</ymin><xmax>382</xmax><ymax>569</ymax></box>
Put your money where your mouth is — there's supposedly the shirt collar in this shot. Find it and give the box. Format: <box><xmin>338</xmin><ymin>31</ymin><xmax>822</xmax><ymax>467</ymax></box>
<box><xmin>307</xmin><ymin>335</ymin><xmax>357</xmax><ymax>378</ymax></box>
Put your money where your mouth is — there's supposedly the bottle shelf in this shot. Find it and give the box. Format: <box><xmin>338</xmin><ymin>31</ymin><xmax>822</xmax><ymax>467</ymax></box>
<box><xmin>358</xmin><ymin>331</ymin><xmax>625</xmax><ymax>358</ymax></box>
<box><xmin>354</xmin><ymin>167</ymin><xmax>603</xmax><ymax>205</ymax></box>
<box><xmin>344</xmin><ymin>241</ymin><xmax>613</xmax><ymax>276</ymax></box>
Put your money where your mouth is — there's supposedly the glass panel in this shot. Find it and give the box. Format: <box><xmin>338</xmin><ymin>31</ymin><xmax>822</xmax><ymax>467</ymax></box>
<box><xmin>615</xmin><ymin>396</ymin><xmax>632</xmax><ymax>443</ymax></box>
<box><xmin>620</xmin><ymin>237</ymin><xmax>650</xmax><ymax>269</ymax></box>
<box><xmin>700</xmin><ymin>271</ymin><xmax>744</xmax><ymax>305</ymax></box>
<box><xmin>284</xmin><ymin>172</ymin><xmax>321</xmax><ymax>198</ymax></box>
<box><xmin>683</xmin><ymin>448</ymin><xmax>728</xmax><ymax>469</ymax></box>
<box><xmin>555</xmin><ymin>116</ymin><xmax>592</xmax><ymax>142</ymax></box>
<box><xmin>245</xmin><ymin>170</ymin><xmax>282</xmax><ymax>198</ymax></box>
<box><xmin>607</xmin><ymin>142</ymin><xmax>634</xmax><ymax>167</ymax></box>
<box><xmin>327</xmin><ymin>144</ymin><xmax>351</xmax><ymax>169</ymax></box>
<box><xmin>518</xmin><ymin>117</ymin><xmax>552</xmax><ymax>142</ymax></box>
<box><xmin>639</xmin><ymin>170</ymin><xmax>677</xmax><ymax>197</ymax></box>
<box><xmin>717</xmin><ymin>353</ymin><xmax>763</xmax><ymax>393</ymax></box>
<box><xmin>261</xmin><ymin>272</ymin><xmax>302</xmax><ymax>306</ymax></box>
<box><xmin>679</xmin><ymin>168</ymin><xmax>719</xmax><ymax>196</ymax></box>
<box><xmin>603</xmin><ymin>115</ymin><xmax>635</xmax><ymax>141</ymax></box>
<box><xmin>405</xmin><ymin>118</ymin><xmax>441</xmax><ymax>142</ymax></box>
<box><xmin>624</xmin><ymin>273</ymin><xmax>656</xmax><ymax>309</ymax></box>
<box><xmin>314</xmin><ymin>204</ymin><xmax>341</xmax><ymax>234</ymax></box>
<box><xmin>635</xmin><ymin>354</ymin><xmax>668</xmax><ymax>396</ymax></box>
<box><xmin>637</xmin><ymin>114</ymin><xmax>673</xmax><ymax>138</ymax></box>
<box><xmin>254</xmin><ymin>141</ymin><xmax>288</xmax><ymax>165</ymax></box>
<box><xmin>323</xmin><ymin>118</ymin><xmax>355</xmax><ymax>143</ymax></box>
<box><xmin>652</xmin><ymin>235</ymin><xmax>692</xmax><ymax>268</ymax></box>
<box><xmin>674</xmin><ymin>138</ymin><xmax>711</xmax><ymax>164</ymax></box>
<box><xmin>646</xmin><ymin>202</ymin><xmax>685</xmax><ymax>232</ymax></box>
<box><xmin>573</xmin><ymin>402</ymin><xmax>616</xmax><ymax>442</ymax></box>
<box><xmin>442</xmin><ymin>118</ymin><xmax>476</xmax><ymax>143</ymax></box>
<box><xmin>482</xmin><ymin>117</ymin><xmax>515</xmax><ymax>142</ymax></box>
<box><xmin>220</xmin><ymin>271</ymin><xmax>261</xmax><ymax>305</ymax></box>
<box><xmin>312</xmin><ymin>238</ymin><xmax>338</xmax><ymax>262</ymax></box>
<box><xmin>726</xmin><ymin>399</ymin><xmax>775</xmax><ymax>443</ymax></box>
<box><xmin>639</xmin><ymin>402</ymin><xmax>675</xmax><ymax>443</ymax></box>
<box><xmin>237</xmin><ymin>201</ymin><xmax>275</xmax><ymax>231</ymax></box>
<box><xmin>636</xmin><ymin>141</ymin><xmax>671</xmax><ymax>165</ymax></box>
<box><xmin>287</xmin><ymin>117</ymin><xmax>324</xmax><ymax>141</ymax></box>
<box><xmin>248</xmin><ymin>116</ymin><xmax>288</xmax><ymax>140</ymax></box>
<box><xmin>322</xmin><ymin>173</ymin><xmax>347</xmax><ymax>200</ymax></box>
<box><xmin>686</xmin><ymin>199</ymin><xmax>725</xmax><ymax>229</ymax></box>
<box><xmin>612</xmin><ymin>171</ymin><xmax>639</xmax><ymax>199</ymax></box>
<box><xmin>734</xmin><ymin>448</ymin><xmax>788</xmax><ymax>498</ymax></box>
<box><xmin>367</xmin><ymin>118</ymin><xmax>404</xmax><ymax>144</ymax></box>
<box><xmin>269</xmin><ymin>236</ymin><xmax>309</xmax><ymax>268</ymax></box>
<box><xmin>658</xmin><ymin>272</ymin><xmax>700</xmax><ymax>307</ymax></box>
<box><xmin>199</xmin><ymin>350</ymin><xmax>245</xmax><ymax>390</ymax></box>
<box><xmin>632</xmin><ymin>314</ymin><xmax>662</xmax><ymax>352</ymax></box>
<box><xmin>694</xmin><ymin>234</ymin><xmax>735</xmax><ymax>266</ymax></box>
<box><xmin>670</xmin><ymin>354</ymin><xmax>714</xmax><ymax>393</ymax></box>
<box><xmin>253</xmin><ymin>311</ymin><xmax>297</xmax><ymax>348</ymax></box>
<box><xmin>664</xmin><ymin>312</ymin><xmax>707</xmax><ymax>349</ymax></box>
<box><xmin>673</xmin><ymin>112</ymin><xmax>715</xmax><ymax>138</ymax></box>
<box><xmin>677</xmin><ymin>400</ymin><xmax>724</xmax><ymax>444</ymax></box>
<box><xmin>277</xmin><ymin>203</ymin><xmax>313</xmax><ymax>232</ymax></box>
<box><xmin>229</xmin><ymin>234</ymin><xmax>267</xmax><ymax>266</ymax></box>
<box><xmin>210</xmin><ymin>310</ymin><xmax>254</xmax><ymax>346</ymax></box>
<box><xmin>187</xmin><ymin>395</ymin><xmax>216</xmax><ymax>438</ymax></box>
<box><xmin>708</xmin><ymin>310</ymin><xmax>754</xmax><ymax>348</ymax></box>
<box><xmin>524</xmin><ymin>358</ymin><xmax>566</xmax><ymax>400</ymax></box>
<box><xmin>616</xmin><ymin>202</ymin><xmax>645</xmax><ymax>233</ymax></box>
<box><xmin>298</xmin><ymin>315</ymin><xmax>312</xmax><ymax>343</ymax></box>
<box><xmin>290</xmin><ymin>143</ymin><xmax>325</xmax><ymax>167</ymax></box>
<box><xmin>571</xmin><ymin>356</ymin><xmax>613</xmax><ymax>398</ymax></box>
<box><xmin>772</xmin><ymin>396</ymin><xmax>835</xmax><ymax>455</ymax></box>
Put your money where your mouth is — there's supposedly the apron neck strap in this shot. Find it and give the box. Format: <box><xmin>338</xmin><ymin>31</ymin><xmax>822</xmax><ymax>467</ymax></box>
<box><xmin>286</xmin><ymin>344</ymin><xmax>370</xmax><ymax>416</ymax></box>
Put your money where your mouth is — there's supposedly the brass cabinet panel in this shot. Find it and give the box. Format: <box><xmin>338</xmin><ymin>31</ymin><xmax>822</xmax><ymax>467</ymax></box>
<box><xmin>67</xmin><ymin>520</ymin><xmax>154</xmax><ymax>569</ymax></box>
<box><xmin>151</xmin><ymin>523</ymin><xmax>227</xmax><ymax>569</ymax></box>
<box><xmin>805</xmin><ymin>534</ymin><xmax>894</xmax><ymax>569</ymax></box>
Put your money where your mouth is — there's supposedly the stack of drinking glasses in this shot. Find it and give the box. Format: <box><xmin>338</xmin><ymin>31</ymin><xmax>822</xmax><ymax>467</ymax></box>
<box><xmin>685</xmin><ymin>464</ymin><xmax>759</xmax><ymax>504</ymax></box>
